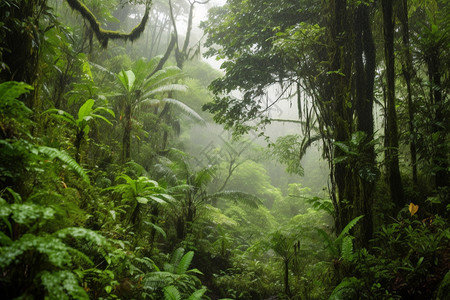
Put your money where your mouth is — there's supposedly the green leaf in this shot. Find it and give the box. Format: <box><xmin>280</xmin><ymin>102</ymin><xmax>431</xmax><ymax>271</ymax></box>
<box><xmin>41</xmin><ymin>270</ymin><xmax>88</xmax><ymax>300</ymax></box>
<box><xmin>341</xmin><ymin>236</ymin><xmax>354</xmax><ymax>261</ymax></box>
<box><xmin>169</xmin><ymin>247</ymin><xmax>185</xmax><ymax>269</ymax></box>
<box><xmin>77</xmin><ymin>99</ymin><xmax>95</xmax><ymax>121</ymax></box>
<box><xmin>136</xmin><ymin>197</ymin><xmax>149</xmax><ymax>204</ymax></box>
<box><xmin>336</xmin><ymin>215</ymin><xmax>364</xmax><ymax>243</ymax></box>
<box><xmin>187</xmin><ymin>288</ymin><xmax>207</xmax><ymax>300</ymax></box>
<box><xmin>176</xmin><ymin>251</ymin><xmax>194</xmax><ymax>275</ymax></box>
<box><xmin>164</xmin><ymin>285</ymin><xmax>181</xmax><ymax>300</ymax></box>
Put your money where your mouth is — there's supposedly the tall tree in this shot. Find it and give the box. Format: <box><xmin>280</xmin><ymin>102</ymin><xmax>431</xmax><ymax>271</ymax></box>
<box><xmin>398</xmin><ymin>0</ymin><xmax>418</xmax><ymax>185</ymax></box>
<box><xmin>202</xmin><ymin>0</ymin><xmax>379</xmax><ymax>245</ymax></box>
<box><xmin>382</xmin><ymin>0</ymin><xmax>404</xmax><ymax>208</ymax></box>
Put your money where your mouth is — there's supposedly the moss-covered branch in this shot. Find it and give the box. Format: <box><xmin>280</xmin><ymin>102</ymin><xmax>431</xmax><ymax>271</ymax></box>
<box><xmin>65</xmin><ymin>0</ymin><xmax>151</xmax><ymax>47</ymax></box>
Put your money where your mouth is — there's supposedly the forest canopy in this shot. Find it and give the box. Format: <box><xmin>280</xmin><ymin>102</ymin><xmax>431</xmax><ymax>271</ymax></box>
<box><xmin>0</xmin><ymin>0</ymin><xmax>448</xmax><ymax>299</ymax></box>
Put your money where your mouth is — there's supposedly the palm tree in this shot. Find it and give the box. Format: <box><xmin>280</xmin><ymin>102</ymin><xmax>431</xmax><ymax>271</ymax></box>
<box><xmin>155</xmin><ymin>149</ymin><xmax>262</xmax><ymax>241</ymax></box>
<box><xmin>115</xmin><ymin>56</ymin><xmax>203</xmax><ymax>162</ymax></box>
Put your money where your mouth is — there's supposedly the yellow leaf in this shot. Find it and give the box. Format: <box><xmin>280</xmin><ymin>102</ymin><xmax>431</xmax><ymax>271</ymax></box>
<box><xmin>409</xmin><ymin>202</ymin><xmax>419</xmax><ymax>217</ymax></box>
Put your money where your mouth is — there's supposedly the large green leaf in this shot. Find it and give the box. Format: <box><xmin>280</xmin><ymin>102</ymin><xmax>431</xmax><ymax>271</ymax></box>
<box><xmin>77</xmin><ymin>99</ymin><xmax>95</xmax><ymax>121</ymax></box>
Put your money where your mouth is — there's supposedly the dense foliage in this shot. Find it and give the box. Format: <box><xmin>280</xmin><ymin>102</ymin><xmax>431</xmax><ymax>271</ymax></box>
<box><xmin>0</xmin><ymin>0</ymin><xmax>448</xmax><ymax>299</ymax></box>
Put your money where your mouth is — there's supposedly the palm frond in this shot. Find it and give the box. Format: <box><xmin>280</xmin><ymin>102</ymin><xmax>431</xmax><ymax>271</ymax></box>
<box><xmin>162</xmin><ymin>98</ymin><xmax>205</xmax><ymax>124</ymax></box>
<box><xmin>38</xmin><ymin>146</ymin><xmax>90</xmax><ymax>184</ymax></box>
<box><xmin>88</xmin><ymin>62</ymin><xmax>115</xmax><ymax>77</ymax></box>
<box><xmin>144</xmin><ymin>66</ymin><xmax>183</xmax><ymax>89</ymax></box>
<box><xmin>144</xmin><ymin>84</ymin><xmax>187</xmax><ymax>96</ymax></box>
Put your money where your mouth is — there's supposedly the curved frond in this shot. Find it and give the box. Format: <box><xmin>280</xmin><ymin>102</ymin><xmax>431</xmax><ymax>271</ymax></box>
<box><xmin>336</xmin><ymin>215</ymin><xmax>364</xmax><ymax>243</ymax></box>
<box><xmin>187</xmin><ymin>288</ymin><xmax>207</xmax><ymax>300</ymax></box>
<box><xmin>164</xmin><ymin>285</ymin><xmax>181</xmax><ymax>300</ymax></box>
<box><xmin>38</xmin><ymin>146</ymin><xmax>90</xmax><ymax>184</ymax></box>
<box><xmin>144</xmin><ymin>66</ymin><xmax>183</xmax><ymax>89</ymax></box>
<box><xmin>162</xmin><ymin>98</ymin><xmax>205</xmax><ymax>124</ymax></box>
<box><xmin>169</xmin><ymin>247</ymin><xmax>185</xmax><ymax>269</ymax></box>
<box><xmin>144</xmin><ymin>84</ymin><xmax>187</xmax><ymax>96</ymax></box>
<box><xmin>176</xmin><ymin>251</ymin><xmax>194</xmax><ymax>275</ymax></box>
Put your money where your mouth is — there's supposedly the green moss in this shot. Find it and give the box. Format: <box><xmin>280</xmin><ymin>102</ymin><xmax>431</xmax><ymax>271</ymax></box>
<box><xmin>65</xmin><ymin>0</ymin><xmax>151</xmax><ymax>47</ymax></box>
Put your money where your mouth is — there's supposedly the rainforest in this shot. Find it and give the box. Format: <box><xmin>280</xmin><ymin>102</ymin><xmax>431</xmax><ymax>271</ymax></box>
<box><xmin>0</xmin><ymin>0</ymin><xmax>449</xmax><ymax>299</ymax></box>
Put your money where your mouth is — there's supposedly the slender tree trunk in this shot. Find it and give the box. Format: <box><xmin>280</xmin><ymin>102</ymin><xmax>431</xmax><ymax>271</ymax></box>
<box><xmin>427</xmin><ymin>51</ymin><xmax>448</xmax><ymax>188</ymax></box>
<box><xmin>329</xmin><ymin>0</ymin><xmax>353</xmax><ymax>233</ymax></box>
<box><xmin>399</xmin><ymin>0</ymin><xmax>418</xmax><ymax>185</ymax></box>
<box><xmin>74</xmin><ymin>130</ymin><xmax>84</xmax><ymax>163</ymax></box>
<box><xmin>284</xmin><ymin>259</ymin><xmax>291</xmax><ymax>297</ymax></box>
<box><xmin>354</xmin><ymin>4</ymin><xmax>376</xmax><ymax>246</ymax></box>
<box><xmin>382</xmin><ymin>0</ymin><xmax>404</xmax><ymax>208</ymax></box>
<box><xmin>122</xmin><ymin>104</ymin><xmax>132</xmax><ymax>162</ymax></box>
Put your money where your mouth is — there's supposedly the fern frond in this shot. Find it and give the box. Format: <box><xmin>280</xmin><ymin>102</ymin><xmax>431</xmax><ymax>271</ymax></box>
<box><xmin>38</xmin><ymin>146</ymin><xmax>90</xmax><ymax>184</ymax></box>
<box><xmin>341</xmin><ymin>236</ymin><xmax>354</xmax><ymax>261</ymax></box>
<box><xmin>317</xmin><ymin>228</ymin><xmax>339</xmax><ymax>257</ymax></box>
<box><xmin>336</xmin><ymin>215</ymin><xmax>364</xmax><ymax>243</ymax></box>
<box><xmin>164</xmin><ymin>285</ymin><xmax>181</xmax><ymax>300</ymax></box>
<box><xmin>176</xmin><ymin>251</ymin><xmax>194</xmax><ymax>275</ymax></box>
<box><xmin>170</xmin><ymin>247</ymin><xmax>185</xmax><ymax>269</ymax></box>
<box><xmin>187</xmin><ymin>288</ymin><xmax>207</xmax><ymax>300</ymax></box>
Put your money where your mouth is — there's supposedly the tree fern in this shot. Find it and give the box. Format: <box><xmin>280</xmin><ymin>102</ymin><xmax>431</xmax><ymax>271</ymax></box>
<box><xmin>38</xmin><ymin>146</ymin><xmax>90</xmax><ymax>184</ymax></box>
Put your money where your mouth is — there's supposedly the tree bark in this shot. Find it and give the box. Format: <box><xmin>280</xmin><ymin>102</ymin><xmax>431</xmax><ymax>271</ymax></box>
<box><xmin>382</xmin><ymin>0</ymin><xmax>404</xmax><ymax>208</ymax></box>
<box><xmin>427</xmin><ymin>50</ymin><xmax>448</xmax><ymax>188</ymax></box>
<box><xmin>399</xmin><ymin>0</ymin><xmax>418</xmax><ymax>185</ymax></box>
<box><xmin>354</xmin><ymin>4</ymin><xmax>376</xmax><ymax>246</ymax></box>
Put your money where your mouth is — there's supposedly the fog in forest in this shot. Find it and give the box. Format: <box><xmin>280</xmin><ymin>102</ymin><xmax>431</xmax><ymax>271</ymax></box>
<box><xmin>0</xmin><ymin>0</ymin><xmax>448</xmax><ymax>299</ymax></box>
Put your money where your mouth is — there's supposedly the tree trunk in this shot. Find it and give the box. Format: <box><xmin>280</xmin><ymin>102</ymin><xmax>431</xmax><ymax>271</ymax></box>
<box><xmin>0</xmin><ymin>0</ymin><xmax>46</xmax><ymax>110</ymax></box>
<box><xmin>382</xmin><ymin>0</ymin><xmax>404</xmax><ymax>208</ymax></box>
<box><xmin>284</xmin><ymin>259</ymin><xmax>291</xmax><ymax>297</ymax></box>
<box><xmin>399</xmin><ymin>0</ymin><xmax>418</xmax><ymax>185</ymax></box>
<box><xmin>329</xmin><ymin>0</ymin><xmax>353</xmax><ymax>233</ymax></box>
<box><xmin>122</xmin><ymin>104</ymin><xmax>132</xmax><ymax>162</ymax></box>
<box><xmin>353</xmin><ymin>4</ymin><xmax>376</xmax><ymax>246</ymax></box>
<box><xmin>427</xmin><ymin>51</ymin><xmax>448</xmax><ymax>188</ymax></box>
